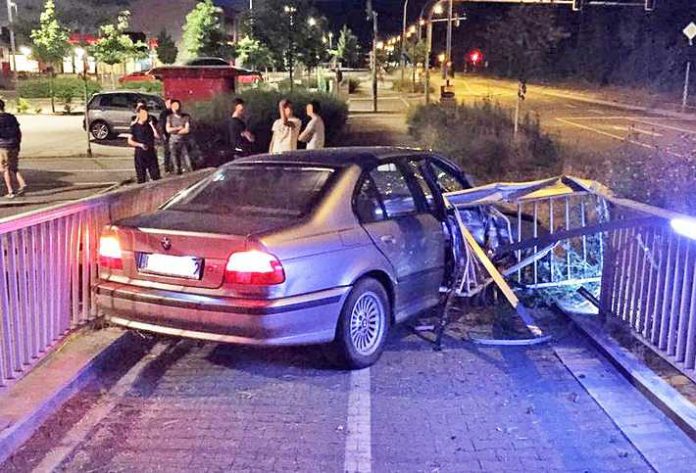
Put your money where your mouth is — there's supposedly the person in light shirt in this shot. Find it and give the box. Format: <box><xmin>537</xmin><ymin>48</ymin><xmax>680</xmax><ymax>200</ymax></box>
<box><xmin>299</xmin><ymin>100</ymin><xmax>325</xmax><ymax>150</ymax></box>
<box><xmin>269</xmin><ymin>99</ymin><xmax>302</xmax><ymax>153</ymax></box>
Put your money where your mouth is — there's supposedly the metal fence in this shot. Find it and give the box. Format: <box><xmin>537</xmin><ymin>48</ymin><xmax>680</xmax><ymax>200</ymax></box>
<box><xmin>0</xmin><ymin>170</ymin><xmax>212</xmax><ymax>388</ymax></box>
<box><xmin>598</xmin><ymin>196</ymin><xmax>696</xmax><ymax>381</ymax></box>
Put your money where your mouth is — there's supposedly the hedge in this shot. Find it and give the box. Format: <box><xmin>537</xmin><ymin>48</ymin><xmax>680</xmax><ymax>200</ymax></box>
<box><xmin>17</xmin><ymin>77</ymin><xmax>102</xmax><ymax>99</ymax></box>
<box><xmin>189</xmin><ymin>90</ymin><xmax>348</xmax><ymax>165</ymax></box>
<box><xmin>118</xmin><ymin>80</ymin><xmax>162</xmax><ymax>94</ymax></box>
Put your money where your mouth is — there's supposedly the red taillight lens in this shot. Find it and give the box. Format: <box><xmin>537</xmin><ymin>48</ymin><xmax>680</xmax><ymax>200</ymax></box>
<box><xmin>99</xmin><ymin>235</ymin><xmax>123</xmax><ymax>270</ymax></box>
<box><xmin>224</xmin><ymin>250</ymin><xmax>285</xmax><ymax>285</ymax></box>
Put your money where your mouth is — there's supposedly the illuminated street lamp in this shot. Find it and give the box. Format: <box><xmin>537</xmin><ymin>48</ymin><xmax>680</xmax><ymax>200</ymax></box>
<box><xmin>437</xmin><ymin>52</ymin><xmax>446</xmax><ymax>63</ymax></box>
<box><xmin>308</xmin><ymin>16</ymin><xmax>317</xmax><ymax>27</ymax></box>
<box><xmin>433</xmin><ymin>3</ymin><xmax>444</xmax><ymax>15</ymax></box>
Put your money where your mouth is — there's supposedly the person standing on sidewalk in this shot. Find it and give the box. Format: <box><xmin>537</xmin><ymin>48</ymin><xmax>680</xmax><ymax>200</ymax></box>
<box><xmin>159</xmin><ymin>98</ymin><xmax>173</xmax><ymax>173</ymax></box>
<box><xmin>166</xmin><ymin>99</ymin><xmax>192</xmax><ymax>174</ymax></box>
<box><xmin>0</xmin><ymin>99</ymin><xmax>27</xmax><ymax>198</ymax></box>
<box><xmin>227</xmin><ymin>98</ymin><xmax>255</xmax><ymax>160</ymax></box>
<box><xmin>128</xmin><ymin>105</ymin><xmax>161</xmax><ymax>184</ymax></box>
<box><xmin>269</xmin><ymin>99</ymin><xmax>301</xmax><ymax>154</ymax></box>
<box><xmin>299</xmin><ymin>100</ymin><xmax>325</xmax><ymax>150</ymax></box>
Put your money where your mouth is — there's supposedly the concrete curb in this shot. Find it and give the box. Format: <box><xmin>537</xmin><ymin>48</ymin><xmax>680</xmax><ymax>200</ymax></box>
<box><xmin>561</xmin><ymin>310</ymin><xmax>696</xmax><ymax>441</ymax></box>
<box><xmin>0</xmin><ymin>328</ymin><xmax>137</xmax><ymax>465</ymax></box>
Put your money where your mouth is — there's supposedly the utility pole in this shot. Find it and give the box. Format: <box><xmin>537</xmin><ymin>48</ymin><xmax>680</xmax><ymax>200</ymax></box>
<box><xmin>682</xmin><ymin>22</ymin><xmax>696</xmax><ymax>111</ymax></box>
<box><xmin>367</xmin><ymin>0</ymin><xmax>378</xmax><ymax>113</ymax></box>
<box><xmin>445</xmin><ymin>0</ymin><xmax>453</xmax><ymax>82</ymax></box>
<box><xmin>6</xmin><ymin>0</ymin><xmax>17</xmax><ymax>87</ymax></box>
<box><xmin>401</xmin><ymin>0</ymin><xmax>409</xmax><ymax>84</ymax></box>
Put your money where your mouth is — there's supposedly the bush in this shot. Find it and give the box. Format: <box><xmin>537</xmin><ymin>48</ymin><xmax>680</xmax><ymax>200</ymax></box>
<box><xmin>391</xmin><ymin>78</ymin><xmax>432</xmax><ymax>94</ymax></box>
<box><xmin>408</xmin><ymin>100</ymin><xmax>562</xmax><ymax>183</ymax></box>
<box><xmin>189</xmin><ymin>90</ymin><xmax>349</xmax><ymax>165</ymax></box>
<box><xmin>16</xmin><ymin>98</ymin><xmax>30</xmax><ymax>114</ymax></box>
<box><xmin>17</xmin><ymin>76</ymin><xmax>102</xmax><ymax>99</ymax></box>
<box><xmin>118</xmin><ymin>80</ymin><xmax>162</xmax><ymax>94</ymax></box>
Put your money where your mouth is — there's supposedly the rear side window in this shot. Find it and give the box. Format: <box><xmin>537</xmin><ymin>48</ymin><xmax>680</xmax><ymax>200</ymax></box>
<box><xmin>355</xmin><ymin>176</ymin><xmax>386</xmax><ymax>223</ymax></box>
<box><xmin>100</xmin><ymin>94</ymin><xmax>132</xmax><ymax>109</ymax></box>
<box><xmin>369</xmin><ymin>163</ymin><xmax>418</xmax><ymax>218</ymax></box>
<box><xmin>164</xmin><ymin>165</ymin><xmax>334</xmax><ymax>218</ymax></box>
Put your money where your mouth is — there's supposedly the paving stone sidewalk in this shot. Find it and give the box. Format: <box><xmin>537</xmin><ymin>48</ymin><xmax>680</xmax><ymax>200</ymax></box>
<box><xmin>2</xmin><ymin>325</ymin><xmax>658</xmax><ymax>473</ymax></box>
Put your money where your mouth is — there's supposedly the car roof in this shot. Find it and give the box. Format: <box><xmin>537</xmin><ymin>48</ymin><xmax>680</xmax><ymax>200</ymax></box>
<box><xmin>94</xmin><ymin>90</ymin><xmax>162</xmax><ymax>97</ymax></box>
<box><xmin>231</xmin><ymin>147</ymin><xmax>438</xmax><ymax>169</ymax></box>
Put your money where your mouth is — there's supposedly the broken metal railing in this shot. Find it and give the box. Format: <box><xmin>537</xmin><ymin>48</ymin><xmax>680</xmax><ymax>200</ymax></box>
<box><xmin>443</xmin><ymin>176</ymin><xmax>696</xmax><ymax>382</ymax></box>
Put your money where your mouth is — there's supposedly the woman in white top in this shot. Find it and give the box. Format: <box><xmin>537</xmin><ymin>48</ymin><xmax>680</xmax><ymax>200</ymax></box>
<box><xmin>269</xmin><ymin>99</ymin><xmax>302</xmax><ymax>153</ymax></box>
<box><xmin>299</xmin><ymin>100</ymin><xmax>326</xmax><ymax>150</ymax></box>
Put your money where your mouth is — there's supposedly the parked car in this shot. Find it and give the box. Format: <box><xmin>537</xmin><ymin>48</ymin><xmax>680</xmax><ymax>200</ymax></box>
<box><xmin>118</xmin><ymin>71</ymin><xmax>156</xmax><ymax>83</ymax></box>
<box><xmin>94</xmin><ymin>148</ymin><xmax>473</xmax><ymax>368</ymax></box>
<box><xmin>85</xmin><ymin>91</ymin><xmax>165</xmax><ymax>140</ymax></box>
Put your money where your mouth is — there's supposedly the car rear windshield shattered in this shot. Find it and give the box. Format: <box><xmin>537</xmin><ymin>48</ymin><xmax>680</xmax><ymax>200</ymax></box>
<box><xmin>164</xmin><ymin>165</ymin><xmax>334</xmax><ymax>218</ymax></box>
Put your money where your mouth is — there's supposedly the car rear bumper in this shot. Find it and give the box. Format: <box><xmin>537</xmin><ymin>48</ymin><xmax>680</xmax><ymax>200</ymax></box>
<box><xmin>94</xmin><ymin>282</ymin><xmax>350</xmax><ymax>346</ymax></box>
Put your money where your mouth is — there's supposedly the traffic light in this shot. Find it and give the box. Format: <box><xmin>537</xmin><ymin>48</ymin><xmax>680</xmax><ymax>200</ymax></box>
<box><xmin>645</xmin><ymin>0</ymin><xmax>656</xmax><ymax>11</ymax></box>
<box><xmin>572</xmin><ymin>0</ymin><xmax>584</xmax><ymax>11</ymax></box>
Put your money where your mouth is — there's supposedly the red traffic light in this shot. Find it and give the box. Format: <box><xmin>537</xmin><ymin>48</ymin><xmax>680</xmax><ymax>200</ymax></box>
<box><xmin>468</xmin><ymin>49</ymin><xmax>483</xmax><ymax>65</ymax></box>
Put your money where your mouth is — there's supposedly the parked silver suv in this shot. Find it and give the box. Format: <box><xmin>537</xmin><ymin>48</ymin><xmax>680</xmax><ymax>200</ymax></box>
<box><xmin>86</xmin><ymin>91</ymin><xmax>165</xmax><ymax>140</ymax></box>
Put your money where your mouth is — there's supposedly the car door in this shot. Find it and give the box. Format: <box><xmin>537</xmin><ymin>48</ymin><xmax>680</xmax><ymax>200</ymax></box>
<box><xmin>355</xmin><ymin>162</ymin><xmax>444</xmax><ymax>319</ymax></box>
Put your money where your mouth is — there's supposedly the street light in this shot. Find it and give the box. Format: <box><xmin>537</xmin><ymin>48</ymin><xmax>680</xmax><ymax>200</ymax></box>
<box><xmin>308</xmin><ymin>16</ymin><xmax>317</xmax><ymax>27</ymax></box>
<box><xmin>284</xmin><ymin>5</ymin><xmax>297</xmax><ymax>91</ymax></box>
<box><xmin>433</xmin><ymin>3</ymin><xmax>444</xmax><ymax>15</ymax></box>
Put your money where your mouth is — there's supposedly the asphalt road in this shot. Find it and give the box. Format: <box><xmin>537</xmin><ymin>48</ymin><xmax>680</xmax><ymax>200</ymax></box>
<box><xmin>439</xmin><ymin>75</ymin><xmax>696</xmax><ymax>158</ymax></box>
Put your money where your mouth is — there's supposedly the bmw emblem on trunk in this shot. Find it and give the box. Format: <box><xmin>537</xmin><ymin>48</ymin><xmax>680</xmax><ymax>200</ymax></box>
<box><xmin>160</xmin><ymin>237</ymin><xmax>172</xmax><ymax>251</ymax></box>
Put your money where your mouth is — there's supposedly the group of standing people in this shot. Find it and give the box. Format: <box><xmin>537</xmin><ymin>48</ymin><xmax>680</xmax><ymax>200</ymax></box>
<box><xmin>128</xmin><ymin>98</ymin><xmax>193</xmax><ymax>184</ymax></box>
<box><xmin>227</xmin><ymin>98</ymin><xmax>325</xmax><ymax>156</ymax></box>
<box><xmin>129</xmin><ymin>96</ymin><xmax>326</xmax><ymax>184</ymax></box>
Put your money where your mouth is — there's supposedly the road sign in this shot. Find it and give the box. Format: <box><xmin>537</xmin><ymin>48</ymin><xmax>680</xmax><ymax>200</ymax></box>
<box><xmin>684</xmin><ymin>22</ymin><xmax>696</xmax><ymax>42</ymax></box>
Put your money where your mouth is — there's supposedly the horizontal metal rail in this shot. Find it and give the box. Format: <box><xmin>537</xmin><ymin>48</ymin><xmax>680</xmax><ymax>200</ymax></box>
<box><xmin>0</xmin><ymin>170</ymin><xmax>213</xmax><ymax>388</ymax></box>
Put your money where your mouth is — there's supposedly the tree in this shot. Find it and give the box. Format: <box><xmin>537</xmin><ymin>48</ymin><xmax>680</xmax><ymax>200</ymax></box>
<box><xmin>235</xmin><ymin>36</ymin><xmax>273</xmax><ymax>72</ymax></box>
<box><xmin>334</xmin><ymin>26</ymin><xmax>359</xmax><ymax>68</ymax></box>
<box><xmin>91</xmin><ymin>11</ymin><xmax>148</xmax><ymax>87</ymax></box>
<box><xmin>156</xmin><ymin>29</ymin><xmax>178</xmax><ymax>65</ymax></box>
<box><xmin>179</xmin><ymin>0</ymin><xmax>234</xmax><ymax>62</ymax></box>
<box><xmin>484</xmin><ymin>7</ymin><xmax>568</xmax><ymax>80</ymax></box>
<box><xmin>30</xmin><ymin>0</ymin><xmax>70</xmax><ymax>113</ymax></box>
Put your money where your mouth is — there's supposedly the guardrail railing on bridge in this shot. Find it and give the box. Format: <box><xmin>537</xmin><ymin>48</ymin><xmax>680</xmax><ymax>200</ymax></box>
<box><xmin>0</xmin><ymin>170</ymin><xmax>213</xmax><ymax>388</ymax></box>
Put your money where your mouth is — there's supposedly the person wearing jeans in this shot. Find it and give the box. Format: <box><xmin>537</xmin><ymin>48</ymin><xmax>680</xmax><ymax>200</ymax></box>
<box><xmin>159</xmin><ymin>98</ymin><xmax>173</xmax><ymax>173</ymax></box>
<box><xmin>166</xmin><ymin>99</ymin><xmax>192</xmax><ymax>174</ymax></box>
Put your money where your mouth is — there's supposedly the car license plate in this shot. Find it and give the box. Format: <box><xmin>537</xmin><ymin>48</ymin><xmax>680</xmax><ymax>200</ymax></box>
<box><xmin>139</xmin><ymin>253</ymin><xmax>203</xmax><ymax>279</ymax></box>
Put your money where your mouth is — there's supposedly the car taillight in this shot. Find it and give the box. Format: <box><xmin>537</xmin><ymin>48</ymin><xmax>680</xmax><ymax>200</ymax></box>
<box><xmin>99</xmin><ymin>235</ymin><xmax>123</xmax><ymax>270</ymax></box>
<box><xmin>224</xmin><ymin>250</ymin><xmax>285</xmax><ymax>285</ymax></box>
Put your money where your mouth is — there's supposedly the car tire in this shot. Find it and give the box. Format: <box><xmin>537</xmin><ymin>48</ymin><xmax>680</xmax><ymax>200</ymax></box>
<box><xmin>331</xmin><ymin>278</ymin><xmax>390</xmax><ymax>369</ymax></box>
<box><xmin>90</xmin><ymin>121</ymin><xmax>112</xmax><ymax>140</ymax></box>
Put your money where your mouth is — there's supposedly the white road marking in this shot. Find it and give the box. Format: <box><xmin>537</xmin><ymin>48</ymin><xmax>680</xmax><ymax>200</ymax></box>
<box><xmin>31</xmin><ymin>343</ymin><xmax>169</xmax><ymax>473</ymax></box>
<box><xmin>609</xmin><ymin>125</ymin><xmax>663</xmax><ymax>137</ymax></box>
<box><xmin>559</xmin><ymin>115</ymin><xmax>642</xmax><ymax>121</ymax></box>
<box><xmin>565</xmin><ymin>103</ymin><xmax>578</xmax><ymax>109</ymax></box>
<box><xmin>632</xmin><ymin>119</ymin><xmax>696</xmax><ymax>135</ymax></box>
<box><xmin>588</xmin><ymin>109</ymin><xmax>606</xmax><ymax>115</ymax></box>
<box><xmin>556</xmin><ymin>118</ymin><xmax>685</xmax><ymax>158</ymax></box>
<box><xmin>344</xmin><ymin>368</ymin><xmax>372</xmax><ymax>473</ymax></box>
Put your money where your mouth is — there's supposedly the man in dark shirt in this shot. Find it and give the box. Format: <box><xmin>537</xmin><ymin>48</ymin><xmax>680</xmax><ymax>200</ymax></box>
<box><xmin>0</xmin><ymin>99</ymin><xmax>26</xmax><ymax>198</ymax></box>
<box><xmin>159</xmin><ymin>98</ymin><xmax>173</xmax><ymax>173</ymax></box>
<box><xmin>128</xmin><ymin>105</ymin><xmax>161</xmax><ymax>183</ymax></box>
<box><xmin>227</xmin><ymin>98</ymin><xmax>255</xmax><ymax>159</ymax></box>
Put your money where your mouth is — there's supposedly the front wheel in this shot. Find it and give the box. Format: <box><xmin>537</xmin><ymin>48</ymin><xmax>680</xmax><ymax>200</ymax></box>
<box><xmin>90</xmin><ymin>121</ymin><xmax>112</xmax><ymax>140</ymax></box>
<box><xmin>331</xmin><ymin>278</ymin><xmax>390</xmax><ymax>369</ymax></box>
